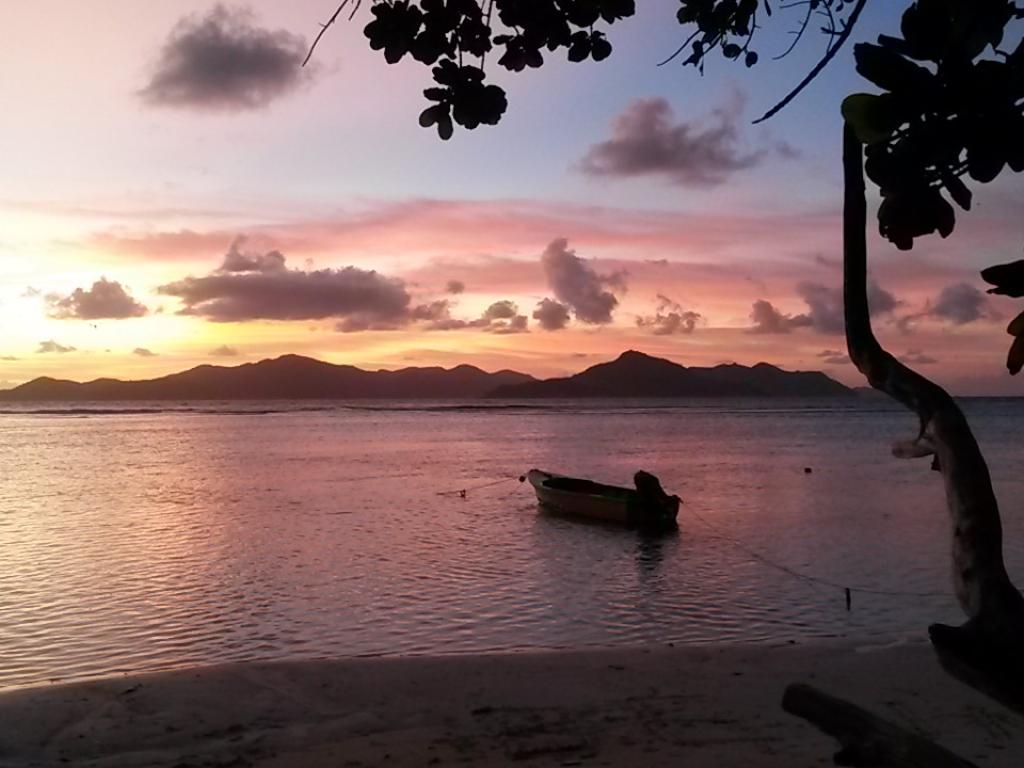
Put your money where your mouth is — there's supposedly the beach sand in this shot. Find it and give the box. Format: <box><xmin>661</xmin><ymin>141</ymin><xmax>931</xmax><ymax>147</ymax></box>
<box><xmin>1</xmin><ymin>640</ymin><xmax>1022</xmax><ymax>767</ymax></box>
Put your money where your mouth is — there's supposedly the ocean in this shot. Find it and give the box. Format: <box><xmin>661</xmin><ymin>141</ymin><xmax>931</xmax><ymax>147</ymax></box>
<box><xmin>1</xmin><ymin>397</ymin><xmax>1022</xmax><ymax>689</ymax></box>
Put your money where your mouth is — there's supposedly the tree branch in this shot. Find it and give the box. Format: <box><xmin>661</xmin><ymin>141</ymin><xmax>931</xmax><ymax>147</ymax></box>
<box><xmin>303</xmin><ymin>0</ymin><xmax>358</xmax><ymax>68</ymax></box>
<box><xmin>753</xmin><ymin>0</ymin><xmax>868</xmax><ymax>124</ymax></box>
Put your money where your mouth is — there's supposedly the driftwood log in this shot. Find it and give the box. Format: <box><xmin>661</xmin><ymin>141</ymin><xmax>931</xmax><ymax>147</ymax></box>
<box><xmin>782</xmin><ymin>684</ymin><xmax>978</xmax><ymax>767</ymax></box>
<box><xmin>784</xmin><ymin>125</ymin><xmax>1024</xmax><ymax>764</ymax></box>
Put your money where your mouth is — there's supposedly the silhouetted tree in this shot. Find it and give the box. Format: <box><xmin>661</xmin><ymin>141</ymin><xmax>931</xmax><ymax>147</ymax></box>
<box><xmin>310</xmin><ymin>0</ymin><xmax>1024</xmax><ymax>371</ymax></box>
<box><xmin>309</xmin><ymin>0</ymin><xmax>1024</xmax><ymax>755</ymax></box>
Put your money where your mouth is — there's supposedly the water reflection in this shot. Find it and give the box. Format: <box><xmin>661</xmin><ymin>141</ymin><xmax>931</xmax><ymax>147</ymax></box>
<box><xmin>0</xmin><ymin>399</ymin><xmax>1020</xmax><ymax>688</ymax></box>
<box><xmin>635</xmin><ymin>532</ymin><xmax>670</xmax><ymax>579</ymax></box>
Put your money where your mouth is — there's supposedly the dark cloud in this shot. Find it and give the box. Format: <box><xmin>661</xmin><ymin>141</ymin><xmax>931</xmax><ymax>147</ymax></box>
<box><xmin>750</xmin><ymin>281</ymin><xmax>898</xmax><ymax>335</ymax></box>
<box><xmin>793</xmin><ymin>282</ymin><xmax>845</xmax><ymax>334</ymax></box>
<box><xmin>748</xmin><ymin>299</ymin><xmax>811</xmax><ymax>334</ymax></box>
<box><xmin>813</xmin><ymin>254</ymin><xmax>842</xmax><ymax>270</ymax></box>
<box><xmin>929</xmin><ymin>282</ymin><xmax>989</xmax><ymax>325</ymax></box>
<box><xmin>774</xmin><ymin>140</ymin><xmax>801</xmax><ymax>160</ymax></box>
<box><xmin>795</xmin><ymin>280</ymin><xmax>900</xmax><ymax>334</ymax></box>
<box><xmin>37</xmin><ymin>340</ymin><xmax>76</xmax><ymax>354</ymax></box>
<box><xmin>411</xmin><ymin>300</ymin><xmax>455</xmax><ymax>325</ymax></box>
<box><xmin>897</xmin><ymin>283</ymin><xmax>993</xmax><ymax>332</ymax></box>
<box><xmin>476</xmin><ymin>300</ymin><xmax>529</xmax><ymax>334</ymax></box>
<box><xmin>579</xmin><ymin>97</ymin><xmax>774</xmax><ymax>186</ymax></box>
<box><xmin>445</xmin><ymin>280</ymin><xmax>466</xmax><ymax>294</ymax></box>
<box><xmin>489</xmin><ymin>314</ymin><xmax>528</xmax><ymax>334</ymax></box>
<box><xmin>158</xmin><ymin>245</ymin><xmax>411</xmax><ymax>325</ymax></box>
<box><xmin>47</xmin><ymin>278</ymin><xmax>148</xmax><ymax>320</ymax></box>
<box><xmin>140</xmin><ymin>5</ymin><xmax>310</xmax><ymax>111</ymax></box>
<box><xmin>482</xmin><ymin>300</ymin><xmax>517</xmax><ymax>321</ymax></box>
<box><xmin>133</xmin><ymin>347</ymin><xmax>158</xmax><ymax>357</ymax></box>
<box><xmin>636</xmin><ymin>294</ymin><xmax>702</xmax><ymax>335</ymax></box>
<box><xmin>218</xmin><ymin>237</ymin><xmax>286</xmax><ymax>273</ymax></box>
<box><xmin>210</xmin><ymin>345</ymin><xmax>239</xmax><ymax>357</ymax></box>
<box><xmin>817</xmin><ymin>349</ymin><xmax>850</xmax><ymax>365</ymax></box>
<box><xmin>418</xmin><ymin>299</ymin><xmax>528</xmax><ymax>334</ymax></box>
<box><xmin>541</xmin><ymin>238</ymin><xmax>623</xmax><ymax>324</ymax></box>
<box><xmin>533</xmin><ymin>298</ymin><xmax>571</xmax><ymax>331</ymax></box>
<box><xmin>869</xmin><ymin>282</ymin><xmax>901</xmax><ymax>315</ymax></box>
<box><xmin>899</xmin><ymin>349</ymin><xmax>938</xmax><ymax>365</ymax></box>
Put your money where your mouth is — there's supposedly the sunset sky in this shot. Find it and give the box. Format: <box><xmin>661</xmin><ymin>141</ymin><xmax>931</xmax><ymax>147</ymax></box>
<box><xmin>2</xmin><ymin>1</ymin><xmax>1024</xmax><ymax>394</ymax></box>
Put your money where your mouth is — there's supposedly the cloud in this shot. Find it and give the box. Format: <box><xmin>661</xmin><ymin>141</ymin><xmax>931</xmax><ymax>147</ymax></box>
<box><xmin>540</xmin><ymin>238</ymin><xmax>624</xmax><ymax>324</ymax></box>
<box><xmin>88</xmin><ymin>198</ymin><xmax>843</xmax><ymax>271</ymax></box>
<box><xmin>218</xmin><ymin>237</ymin><xmax>286</xmax><ymax>273</ymax></box>
<box><xmin>37</xmin><ymin>340</ymin><xmax>76</xmax><ymax>354</ymax></box>
<box><xmin>480</xmin><ymin>301</ymin><xmax>528</xmax><ymax>334</ymax></box>
<box><xmin>750</xmin><ymin>281</ymin><xmax>898</xmax><ymax>335</ymax></box>
<box><xmin>796</xmin><ymin>280</ymin><xmax>900</xmax><ymax>334</ymax></box>
<box><xmin>792</xmin><ymin>282</ymin><xmax>846</xmax><ymax>334</ymax></box>
<box><xmin>140</xmin><ymin>5</ymin><xmax>310</xmax><ymax>111</ymax></box>
<box><xmin>636</xmin><ymin>294</ymin><xmax>702</xmax><ymax>335</ymax></box>
<box><xmin>0</xmin><ymin>356</ymin><xmax>19</xmax><ymax>361</ymax></box>
<box><xmin>869</xmin><ymin>283</ymin><xmax>901</xmax><ymax>315</ymax></box>
<box><xmin>167</xmin><ymin>242</ymin><xmax>527</xmax><ymax>335</ymax></box>
<box><xmin>445</xmin><ymin>280</ymin><xmax>465</xmax><ymax>294</ymax></box>
<box><xmin>533</xmin><ymin>298</ymin><xmax>571</xmax><ymax>331</ymax></box>
<box><xmin>748</xmin><ymin>299</ymin><xmax>812</xmax><ymax>334</ymax></box>
<box><xmin>817</xmin><ymin>349</ymin><xmax>850</xmax><ymax>365</ymax></box>
<box><xmin>489</xmin><ymin>314</ymin><xmax>528</xmax><ymax>334</ymax></box>
<box><xmin>158</xmin><ymin>243</ymin><xmax>412</xmax><ymax>325</ymax></box>
<box><xmin>133</xmin><ymin>347</ymin><xmax>158</xmax><ymax>357</ymax></box>
<box><xmin>899</xmin><ymin>349</ymin><xmax>938</xmax><ymax>365</ymax></box>
<box><xmin>417</xmin><ymin>299</ymin><xmax>528</xmax><ymax>334</ymax></box>
<box><xmin>210</xmin><ymin>345</ymin><xmax>239</xmax><ymax>357</ymax></box>
<box><xmin>579</xmin><ymin>96</ymin><xmax>774</xmax><ymax>186</ymax></box>
<box><xmin>929</xmin><ymin>282</ymin><xmax>990</xmax><ymax>325</ymax></box>
<box><xmin>46</xmin><ymin>278</ymin><xmax>148</xmax><ymax>320</ymax></box>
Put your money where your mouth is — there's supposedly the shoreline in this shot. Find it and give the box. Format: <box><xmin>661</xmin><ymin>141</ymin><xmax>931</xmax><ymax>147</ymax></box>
<box><xmin>0</xmin><ymin>635</ymin><xmax>879</xmax><ymax>694</ymax></box>
<box><xmin>1</xmin><ymin>639</ymin><xmax>1021</xmax><ymax>767</ymax></box>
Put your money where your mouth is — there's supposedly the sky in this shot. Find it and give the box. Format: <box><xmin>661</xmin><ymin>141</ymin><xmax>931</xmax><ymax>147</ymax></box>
<box><xmin>2</xmin><ymin>1</ymin><xmax>1023</xmax><ymax>394</ymax></box>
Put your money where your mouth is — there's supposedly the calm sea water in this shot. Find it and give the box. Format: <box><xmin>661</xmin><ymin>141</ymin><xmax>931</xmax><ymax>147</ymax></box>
<box><xmin>1</xmin><ymin>397</ymin><xmax>1022</xmax><ymax>689</ymax></box>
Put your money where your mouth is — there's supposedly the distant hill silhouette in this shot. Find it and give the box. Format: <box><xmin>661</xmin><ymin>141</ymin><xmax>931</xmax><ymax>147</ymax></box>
<box><xmin>488</xmin><ymin>350</ymin><xmax>852</xmax><ymax>398</ymax></box>
<box><xmin>0</xmin><ymin>355</ymin><xmax>535</xmax><ymax>401</ymax></box>
<box><xmin>0</xmin><ymin>351</ymin><xmax>853</xmax><ymax>401</ymax></box>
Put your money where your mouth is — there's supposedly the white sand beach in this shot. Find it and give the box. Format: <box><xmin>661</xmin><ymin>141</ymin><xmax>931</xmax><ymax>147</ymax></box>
<box><xmin>1</xmin><ymin>640</ymin><xmax>1022</xmax><ymax>767</ymax></box>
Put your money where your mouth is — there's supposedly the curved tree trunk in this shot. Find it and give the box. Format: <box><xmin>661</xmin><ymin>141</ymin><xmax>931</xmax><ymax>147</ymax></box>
<box><xmin>842</xmin><ymin>124</ymin><xmax>1024</xmax><ymax>710</ymax></box>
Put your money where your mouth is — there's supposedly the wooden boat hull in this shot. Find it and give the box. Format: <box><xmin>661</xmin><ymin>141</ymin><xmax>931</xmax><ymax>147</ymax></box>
<box><xmin>525</xmin><ymin>469</ymin><xmax>679</xmax><ymax>530</ymax></box>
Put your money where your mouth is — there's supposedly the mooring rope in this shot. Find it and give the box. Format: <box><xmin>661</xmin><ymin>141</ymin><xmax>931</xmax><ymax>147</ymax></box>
<box><xmin>436</xmin><ymin>476</ymin><xmax>516</xmax><ymax>498</ymax></box>
<box><xmin>437</xmin><ymin>474</ymin><xmax>948</xmax><ymax>607</ymax></box>
<box><xmin>686</xmin><ymin>507</ymin><xmax>948</xmax><ymax>603</ymax></box>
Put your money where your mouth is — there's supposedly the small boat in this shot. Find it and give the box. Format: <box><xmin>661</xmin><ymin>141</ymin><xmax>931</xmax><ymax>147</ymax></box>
<box><xmin>522</xmin><ymin>469</ymin><xmax>680</xmax><ymax>530</ymax></box>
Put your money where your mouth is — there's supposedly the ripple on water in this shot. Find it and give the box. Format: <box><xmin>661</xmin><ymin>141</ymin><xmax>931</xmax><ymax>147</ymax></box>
<box><xmin>0</xmin><ymin>398</ymin><xmax>1019</xmax><ymax>688</ymax></box>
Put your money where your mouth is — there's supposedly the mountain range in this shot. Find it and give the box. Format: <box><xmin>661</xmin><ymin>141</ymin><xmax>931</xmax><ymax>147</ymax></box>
<box><xmin>490</xmin><ymin>351</ymin><xmax>852</xmax><ymax>398</ymax></box>
<box><xmin>0</xmin><ymin>351</ymin><xmax>852</xmax><ymax>401</ymax></box>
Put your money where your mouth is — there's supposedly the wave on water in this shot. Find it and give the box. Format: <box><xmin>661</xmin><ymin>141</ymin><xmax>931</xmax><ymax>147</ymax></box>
<box><xmin>338</xmin><ymin>403</ymin><xmax>556</xmax><ymax>412</ymax></box>
<box><xmin>0</xmin><ymin>405</ymin><xmax>340</xmax><ymax>416</ymax></box>
<box><xmin>0</xmin><ymin>404</ymin><xmax>554</xmax><ymax>416</ymax></box>
<box><xmin>0</xmin><ymin>398</ymin><xmax>910</xmax><ymax>417</ymax></box>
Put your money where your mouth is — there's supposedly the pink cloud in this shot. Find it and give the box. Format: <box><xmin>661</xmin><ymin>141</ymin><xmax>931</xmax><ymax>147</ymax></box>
<box><xmin>86</xmin><ymin>198</ymin><xmax>842</xmax><ymax>266</ymax></box>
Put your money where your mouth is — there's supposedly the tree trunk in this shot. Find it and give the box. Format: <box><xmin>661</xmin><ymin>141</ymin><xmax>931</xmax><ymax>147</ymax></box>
<box><xmin>841</xmin><ymin>124</ymin><xmax>1024</xmax><ymax>711</ymax></box>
